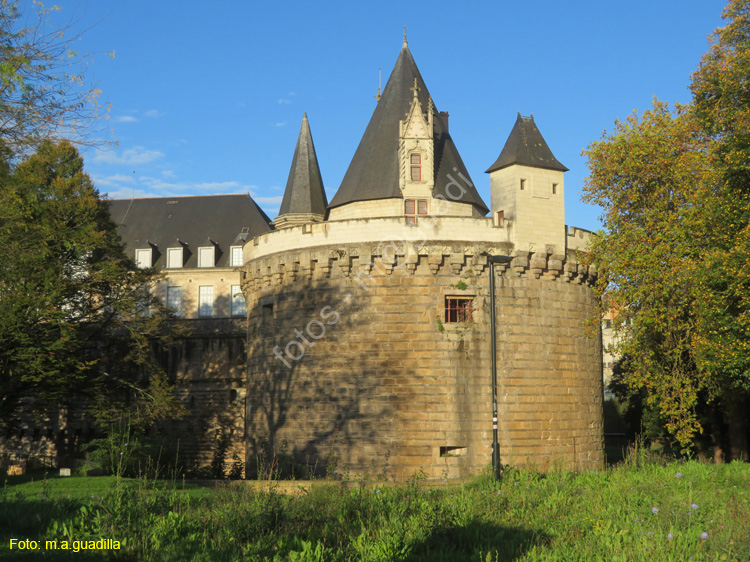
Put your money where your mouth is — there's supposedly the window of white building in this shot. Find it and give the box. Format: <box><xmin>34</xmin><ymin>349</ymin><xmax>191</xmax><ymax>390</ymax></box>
<box><xmin>167</xmin><ymin>247</ymin><xmax>184</xmax><ymax>269</ymax></box>
<box><xmin>230</xmin><ymin>246</ymin><xmax>244</xmax><ymax>267</ymax></box>
<box><xmin>198</xmin><ymin>246</ymin><xmax>215</xmax><ymax>268</ymax></box>
<box><xmin>135</xmin><ymin>248</ymin><xmax>152</xmax><ymax>269</ymax></box>
<box><xmin>167</xmin><ymin>286</ymin><xmax>182</xmax><ymax>317</ymax></box>
<box><xmin>231</xmin><ymin>285</ymin><xmax>246</xmax><ymax>316</ymax></box>
<box><xmin>198</xmin><ymin>286</ymin><xmax>214</xmax><ymax>317</ymax></box>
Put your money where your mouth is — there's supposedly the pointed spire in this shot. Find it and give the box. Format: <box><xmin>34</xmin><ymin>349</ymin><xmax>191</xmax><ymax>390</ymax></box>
<box><xmin>276</xmin><ymin>113</ymin><xmax>328</xmax><ymax>225</ymax></box>
<box><xmin>329</xmin><ymin>40</ymin><xmax>488</xmax><ymax>214</ymax></box>
<box><xmin>485</xmin><ymin>113</ymin><xmax>568</xmax><ymax>173</ymax></box>
<box><xmin>403</xmin><ymin>26</ymin><xmax>408</xmax><ymax>49</ymax></box>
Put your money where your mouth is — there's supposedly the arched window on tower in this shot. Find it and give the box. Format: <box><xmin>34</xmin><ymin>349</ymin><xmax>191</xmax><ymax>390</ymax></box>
<box><xmin>410</xmin><ymin>153</ymin><xmax>421</xmax><ymax>181</ymax></box>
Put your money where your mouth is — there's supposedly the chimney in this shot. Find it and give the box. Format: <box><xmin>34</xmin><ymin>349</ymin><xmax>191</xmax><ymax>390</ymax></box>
<box><xmin>439</xmin><ymin>111</ymin><xmax>449</xmax><ymax>132</ymax></box>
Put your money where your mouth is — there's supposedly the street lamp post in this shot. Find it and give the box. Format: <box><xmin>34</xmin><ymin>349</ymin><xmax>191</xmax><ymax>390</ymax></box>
<box><xmin>487</xmin><ymin>254</ymin><xmax>513</xmax><ymax>480</ymax></box>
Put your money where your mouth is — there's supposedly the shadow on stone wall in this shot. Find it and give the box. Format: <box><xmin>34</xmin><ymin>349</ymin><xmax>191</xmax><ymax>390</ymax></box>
<box><xmin>152</xmin><ymin>316</ymin><xmax>247</xmax><ymax>476</ymax></box>
<box><xmin>245</xmin><ymin>272</ymin><xmax>405</xmax><ymax>479</ymax></box>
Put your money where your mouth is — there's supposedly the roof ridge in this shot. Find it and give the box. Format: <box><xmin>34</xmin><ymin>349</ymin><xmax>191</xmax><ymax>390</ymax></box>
<box><xmin>106</xmin><ymin>193</ymin><xmax>253</xmax><ymax>202</ymax></box>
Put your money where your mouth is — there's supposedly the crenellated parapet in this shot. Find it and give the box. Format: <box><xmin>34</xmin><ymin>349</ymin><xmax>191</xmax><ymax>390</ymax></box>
<box><xmin>240</xmin><ymin>241</ymin><xmax>596</xmax><ymax>294</ymax></box>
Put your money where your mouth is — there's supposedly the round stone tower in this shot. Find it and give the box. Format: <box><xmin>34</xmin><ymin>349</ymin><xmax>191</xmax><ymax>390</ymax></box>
<box><xmin>241</xmin><ymin>39</ymin><xmax>603</xmax><ymax>479</ymax></box>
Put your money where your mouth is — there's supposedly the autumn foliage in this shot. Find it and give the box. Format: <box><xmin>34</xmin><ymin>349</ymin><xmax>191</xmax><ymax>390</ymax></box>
<box><xmin>584</xmin><ymin>0</ymin><xmax>750</xmax><ymax>458</ymax></box>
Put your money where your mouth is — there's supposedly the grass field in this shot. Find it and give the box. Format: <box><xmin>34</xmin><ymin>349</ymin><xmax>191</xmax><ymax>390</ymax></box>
<box><xmin>1</xmin><ymin>457</ymin><xmax>748</xmax><ymax>561</ymax></box>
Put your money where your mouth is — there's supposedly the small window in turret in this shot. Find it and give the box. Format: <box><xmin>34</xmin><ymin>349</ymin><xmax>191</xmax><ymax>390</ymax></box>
<box><xmin>520</xmin><ymin>179</ymin><xmax>526</xmax><ymax>191</ymax></box>
<box><xmin>410</xmin><ymin>153</ymin><xmax>421</xmax><ymax>181</ymax></box>
<box><xmin>552</xmin><ymin>183</ymin><xmax>558</xmax><ymax>195</ymax></box>
<box><xmin>445</xmin><ymin>297</ymin><xmax>473</xmax><ymax>323</ymax></box>
<box><xmin>405</xmin><ymin>199</ymin><xmax>428</xmax><ymax>225</ymax></box>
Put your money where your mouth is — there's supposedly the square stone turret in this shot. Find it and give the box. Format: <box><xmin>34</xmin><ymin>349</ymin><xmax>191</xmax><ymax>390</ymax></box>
<box><xmin>486</xmin><ymin>113</ymin><xmax>568</xmax><ymax>255</ymax></box>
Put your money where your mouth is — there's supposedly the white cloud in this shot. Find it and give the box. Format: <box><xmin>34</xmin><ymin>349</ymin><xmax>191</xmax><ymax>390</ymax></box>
<box><xmin>94</xmin><ymin>169</ymin><xmax>279</xmax><ymax>217</ymax></box>
<box><xmin>274</xmin><ymin>122</ymin><xmax>287</xmax><ymax>127</ymax></box>
<box><xmin>253</xmin><ymin>196</ymin><xmax>284</xmax><ymax>206</ymax></box>
<box><xmin>134</xmin><ymin>176</ymin><xmax>260</xmax><ymax>196</ymax></box>
<box><xmin>101</xmin><ymin>187</ymin><xmax>153</xmax><ymax>200</ymax></box>
<box><xmin>144</xmin><ymin>109</ymin><xmax>164</xmax><ymax>118</ymax></box>
<box><xmin>94</xmin><ymin>146</ymin><xmax>165</xmax><ymax>166</ymax></box>
<box><xmin>278</xmin><ymin>98</ymin><xmax>292</xmax><ymax>105</ymax></box>
<box><xmin>92</xmin><ymin>173</ymin><xmax>135</xmax><ymax>189</ymax></box>
<box><xmin>115</xmin><ymin>115</ymin><xmax>138</xmax><ymax>123</ymax></box>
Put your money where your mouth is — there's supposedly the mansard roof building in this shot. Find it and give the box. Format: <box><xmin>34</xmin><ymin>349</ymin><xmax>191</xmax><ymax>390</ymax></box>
<box><xmin>109</xmin><ymin>194</ymin><xmax>271</xmax><ymax>319</ymax></box>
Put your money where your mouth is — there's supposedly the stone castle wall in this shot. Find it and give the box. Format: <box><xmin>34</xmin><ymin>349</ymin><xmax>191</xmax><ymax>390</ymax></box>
<box><xmin>243</xmin><ymin>242</ymin><xmax>603</xmax><ymax>479</ymax></box>
<box><xmin>0</xmin><ymin>318</ymin><xmax>247</xmax><ymax>477</ymax></box>
<box><xmin>157</xmin><ymin>318</ymin><xmax>247</xmax><ymax>475</ymax></box>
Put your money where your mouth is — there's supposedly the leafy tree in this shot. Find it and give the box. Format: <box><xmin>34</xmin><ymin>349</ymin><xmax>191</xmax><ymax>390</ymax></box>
<box><xmin>0</xmin><ymin>0</ymin><xmax>109</xmax><ymax>152</ymax></box>
<box><xmin>583</xmin><ymin>102</ymin><xmax>712</xmax><ymax>451</ymax></box>
<box><xmin>584</xmin><ymin>0</ymin><xmax>750</xmax><ymax>458</ymax></box>
<box><xmin>0</xmin><ymin>140</ymin><xmax>181</xmax><ymax>444</ymax></box>
<box><xmin>690</xmin><ymin>0</ymin><xmax>750</xmax><ymax>460</ymax></box>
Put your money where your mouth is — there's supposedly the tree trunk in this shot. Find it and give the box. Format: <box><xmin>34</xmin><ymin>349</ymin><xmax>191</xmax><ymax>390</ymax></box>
<box><xmin>709</xmin><ymin>402</ymin><xmax>725</xmax><ymax>464</ymax></box>
<box><xmin>726</xmin><ymin>390</ymin><xmax>749</xmax><ymax>461</ymax></box>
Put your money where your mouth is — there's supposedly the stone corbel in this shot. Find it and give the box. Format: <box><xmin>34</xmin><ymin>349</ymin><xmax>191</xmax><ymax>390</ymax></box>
<box><xmin>317</xmin><ymin>255</ymin><xmax>332</xmax><ymax>278</ymax></box>
<box><xmin>272</xmin><ymin>260</ymin><xmax>284</xmax><ymax>285</ymax></box>
<box><xmin>426</xmin><ymin>253</ymin><xmax>442</xmax><ymax>275</ymax></box>
<box><xmin>547</xmin><ymin>254</ymin><xmax>564</xmax><ymax>278</ymax></box>
<box><xmin>299</xmin><ymin>253</ymin><xmax>313</xmax><ymax>280</ymax></box>
<box><xmin>337</xmin><ymin>250</ymin><xmax>351</xmax><ymax>277</ymax></box>
<box><xmin>449</xmin><ymin>253</ymin><xmax>464</xmax><ymax>275</ymax></box>
<box><xmin>404</xmin><ymin>242</ymin><xmax>419</xmax><ymax>274</ymax></box>
<box><xmin>511</xmin><ymin>253</ymin><xmax>529</xmax><ymax>277</ymax></box>
<box><xmin>379</xmin><ymin>254</ymin><xmax>396</xmax><ymax>275</ymax></box>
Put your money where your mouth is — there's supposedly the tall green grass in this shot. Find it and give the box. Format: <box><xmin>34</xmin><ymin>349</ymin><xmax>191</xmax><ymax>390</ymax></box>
<box><xmin>1</xmin><ymin>459</ymin><xmax>748</xmax><ymax>561</ymax></box>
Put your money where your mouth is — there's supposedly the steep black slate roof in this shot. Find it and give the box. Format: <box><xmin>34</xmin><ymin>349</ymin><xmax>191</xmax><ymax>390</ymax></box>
<box><xmin>485</xmin><ymin>113</ymin><xmax>568</xmax><ymax>173</ymax></box>
<box><xmin>328</xmin><ymin>42</ymin><xmax>488</xmax><ymax>214</ymax></box>
<box><xmin>278</xmin><ymin>113</ymin><xmax>328</xmax><ymax>217</ymax></box>
<box><xmin>107</xmin><ymin>194</ymin><xmax>272</xmax><ymax>268</ymax></box>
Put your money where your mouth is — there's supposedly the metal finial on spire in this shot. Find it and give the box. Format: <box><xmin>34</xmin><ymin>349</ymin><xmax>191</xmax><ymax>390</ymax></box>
<box><xmin>374</xmin><ymin>67</ymin><xmax>382</xmax><ymax>102</ymax></box>
<box><xmin>403</xmin><ymin>26</ymin><xmax>407</xmax><ymax>48</ymax></box>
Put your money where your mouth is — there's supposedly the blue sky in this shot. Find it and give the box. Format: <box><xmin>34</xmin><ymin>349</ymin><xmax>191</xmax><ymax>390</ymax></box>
<box><xmin>38</xmin><ymin>0</ymin><xmax>726</xmax><ymax>230</ymax></box>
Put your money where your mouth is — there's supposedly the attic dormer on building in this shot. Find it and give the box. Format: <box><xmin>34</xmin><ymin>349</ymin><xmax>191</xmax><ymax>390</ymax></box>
<box><xmin>399</xmin><ymin>79</ymin><xmax>434</xmax><ymax>203</ymax></box>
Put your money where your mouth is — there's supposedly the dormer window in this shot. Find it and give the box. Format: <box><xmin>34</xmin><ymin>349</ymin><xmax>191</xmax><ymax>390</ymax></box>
<box><xmin>167</xmin><ymin>247</ymin><xmax>184</xmax><ymax>269</ymax></box>
<box><xmin>135</xmin><ymin>248</ymin><xmax>152</xmax><ymax>269</ymax></box>
<box><xmin>230</xmin><ymin>246</ymin><xmax>243</xmax><ymax>267</ymax></box>
<box><xmin>405</xmin><ymin>199</ymin><xmax>428</xmax><ymax>225</ymax></box>
<box><xmin>410</xmin><ymin>153</ymin><xmax>421</xmax><ymax>181</ymax></box>
<box><xmin>198</xmin><ymin>246</ymin><xmax>215</xmax><ymax>268</ymax></box>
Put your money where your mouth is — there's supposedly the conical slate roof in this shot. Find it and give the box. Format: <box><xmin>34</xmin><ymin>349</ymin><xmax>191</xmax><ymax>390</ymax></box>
<box><xmin>328</xmin><ymin>42</ymin><xmax>488</xmax><ymax>214</ymax></box>
<box><xmin>485</xmin><ymin>113</ymin><xmax>568</xmax><ymax>173</ymax></box>
<box><xmin>278</xmin><ymin>113</ymin><xmax>328</xmax><ymax>217</ymax></box>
